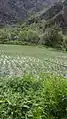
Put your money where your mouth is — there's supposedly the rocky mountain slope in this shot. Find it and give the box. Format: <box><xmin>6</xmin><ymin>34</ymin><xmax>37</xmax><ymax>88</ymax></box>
<box><xmin>0</xmin><ymin>0</ymin><xmax>59</xmax><ymax>25</ymax></box>
<box><xmin>41</xmin><ymin>0</ymin><xmax>67</xmax><ymax>26</ymax></box>
<box><xmin>27</xmin><ymin>0</ymin><xmax>67</xmax><ymax>29</ymax></box>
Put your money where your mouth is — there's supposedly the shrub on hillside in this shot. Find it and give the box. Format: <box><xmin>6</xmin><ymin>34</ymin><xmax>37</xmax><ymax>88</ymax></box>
<box><xmin>9</xmin><ymin>30</ymin><xmax>19</xmax><ymax>41</ymax></box>
<box><xmin>0</xmin><ymin>29</ymin><xmax>8</xmax><ymax>43</ymax></box>
<box><xmin>19</xmin><ymin>29</ymin><xmax>40</xmax><ymax>44</ymax></box>
<box><xmin>42</xmin><ymin>28</ymin><xmax>63</xmax><ymax>49</ymax></box>
<box><xmin>62</xmin><ymin>35</ymin><xmax>67</xmax><ymax>51</ymax></box>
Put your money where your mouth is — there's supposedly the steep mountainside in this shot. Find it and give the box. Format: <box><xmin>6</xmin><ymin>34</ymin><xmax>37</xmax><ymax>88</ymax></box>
<box><xmin>27</xmin><ymin>0</ymin><xmax>67</xmax><ymax>29</ymax></box>
<box><xmin>0</xmin><ymin>0</ymin><xmax>58</xmax><ymax>25</ymax></box>
<box><xmin>39</xmin><ymin>0</ymin><xmax>67</xmax><ymax>28</ymax></box>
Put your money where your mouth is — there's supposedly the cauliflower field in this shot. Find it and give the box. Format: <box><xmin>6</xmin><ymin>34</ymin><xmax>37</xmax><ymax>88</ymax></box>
<box><xmin>0</xmin><ymin>53</ymin><xmax>67</xmax><ymax>77</ymax></box>
<box><xmin>0</xmin><ymin>45</ymin><xmax>67</xmax><ymax>119</ymax></box>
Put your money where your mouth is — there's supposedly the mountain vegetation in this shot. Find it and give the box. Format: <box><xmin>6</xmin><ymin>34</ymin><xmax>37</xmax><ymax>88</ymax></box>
<box><xmin>0</xmin><ymin>0</ymin><xmax>67</xmax><ymax>51</ymax></box>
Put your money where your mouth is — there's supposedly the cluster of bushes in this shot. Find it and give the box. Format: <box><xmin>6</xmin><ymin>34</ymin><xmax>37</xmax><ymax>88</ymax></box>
<box><xmin>0</xmin><ymin>28</ymin><xmax>40</xmax><ymax>45</ymax></box>
<box><xmin>0</xmin><ymin>26</ymin><xmax>67</xmax><ymax>50</ymax></box>
<box><xmin>19</xmin><ymin>29</ymin><xmax>40</xmax><ymax>45</ymax></box>
<box><xmin>41</xmin><ymin>28</ymin><xmax>64</xmax><ymax>49</ymax></box>
<box><xmin>0</xmin><ymin>74</ymin><xmax>67</xmax><ymax>119</ymax></box>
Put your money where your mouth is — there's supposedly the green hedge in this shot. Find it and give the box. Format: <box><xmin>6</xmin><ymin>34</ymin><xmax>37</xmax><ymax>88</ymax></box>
<box><xmin>0</xmin><ymin>74</ymin><xmax>67</xmax><ymax>119</ymax></box>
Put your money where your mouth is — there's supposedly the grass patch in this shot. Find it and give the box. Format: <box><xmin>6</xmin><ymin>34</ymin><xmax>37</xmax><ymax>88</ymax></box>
<box><xmin>0</xmin><ymin>44</ymin><xmax>65</xmax><ymax>58</ymax></box>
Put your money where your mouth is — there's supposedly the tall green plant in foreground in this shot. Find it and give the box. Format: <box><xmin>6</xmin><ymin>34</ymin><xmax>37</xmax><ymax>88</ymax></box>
<box><xmin>0</xmin><ymin>74</ymin><xmax>67</xmax><ymax>119</ymax></box>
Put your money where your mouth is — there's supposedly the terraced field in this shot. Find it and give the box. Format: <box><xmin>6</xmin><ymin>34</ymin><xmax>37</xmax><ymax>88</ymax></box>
<box><xmin>0</xmin><ymin>45</ymin><xmax>67</xmax><ymax>77</ymax></box>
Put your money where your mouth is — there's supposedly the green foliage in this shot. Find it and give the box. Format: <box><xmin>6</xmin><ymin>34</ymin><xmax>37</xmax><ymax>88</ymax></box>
<box><xmin>42</xmin><ymin>28</ymin><xmax>63</xmax><ymax>49</ymax></box>
<box><xmin>62</xmin><ymin>35</ymin><xmax>67</xmax><ymax>51</ymax></box>
<box><xmin>8</xmin><ymin>29</ymin><xmax>19</xmax><ymax>41</ymax></box>
<box><xmin>0</xmin><ymin>28</ymin><xmax>19</xmax><ymax>44</ymax></box>
<box><xmin>0</xmin><ymin>29</ymin><xmax>8</xmax><ymax>43</ymax></box>
<box><xmin>0</xmin><ymin>74</ymin><xmax>67</xmax><ymax>119</ymax></box>
<box><xmin>19</xmin><ymin>29</ymin><xmax>40</xmax><ymax>44</ymax></box>
<box><xmin>0</xmin><ymin>24</ymin><xmax>67</xmax><ymax>51</ymax></box>
<box><xmin>42</xmin><ymin>76</ymin><xmax>67</xmax><ymax>119</ymax></box>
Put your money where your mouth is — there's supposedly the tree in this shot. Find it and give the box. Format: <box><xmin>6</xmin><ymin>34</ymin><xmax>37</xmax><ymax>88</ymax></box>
<box><xmin>42</xmin><ymin>27</ymin><xmax>63</xmax><ymax>49</ymax></box>
<box><xmin>19</xmin><ymin>29</ymin><xmax>40</xmax><ymax>44</ymax></box>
